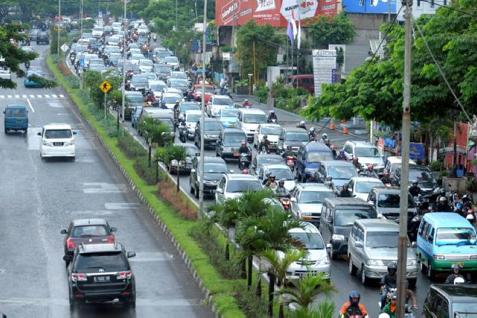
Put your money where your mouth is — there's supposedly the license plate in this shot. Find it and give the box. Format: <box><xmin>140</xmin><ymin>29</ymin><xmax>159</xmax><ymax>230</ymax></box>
<box><xmin>94</xmin><ymin>276</ymin><xmax>110</xmax><ymax>283</ymax></box>
<box><xmin>233</xmin><ymin>152</ymin><xmax>239</xmax><ymax>157</ymax></box>
<box><xmin>53</xmin><ymin>142</ymin><xmax>63</xmax><ymax>146</ymax></box>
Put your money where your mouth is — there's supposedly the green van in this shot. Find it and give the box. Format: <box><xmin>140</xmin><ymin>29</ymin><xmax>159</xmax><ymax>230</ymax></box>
<box><xmin>4</xmin><ymin>104</ymin><xmax>28</xmax><ymax>134</ymax></box>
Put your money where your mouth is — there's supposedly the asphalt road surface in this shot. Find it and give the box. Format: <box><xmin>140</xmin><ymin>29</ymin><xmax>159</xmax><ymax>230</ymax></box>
<box><xmin>0</xmin><ymin>44</ymin><xmax>212</xmax><ymax>318</ymax></box>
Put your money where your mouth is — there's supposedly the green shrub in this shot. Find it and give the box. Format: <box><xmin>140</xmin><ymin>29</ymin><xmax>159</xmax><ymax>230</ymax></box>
<box><xmin>133</xmin><ymin>156</ymin><xmax>158</xmax><ymax>185</ymax></box>
<box><xmin>429</xmin><ymin>160</ymin><xmax>443</xmax><ymax>171</ymax></box>
<box><xmin>234</xmin><ymin>284</ymin><xmax>268</xmax><ymax>318</ymax></box>
<box><xmin>156</xmin><ymin>145</ymin><xmax>186</xmax><ymax>165</ymax></box>
<box><xmin>65</xmin><ymin>75</ymin><xmax>79</xmax><ymax>89</ymax></box>
<box><xmin>254</xmin><ymin>82</ymin><xmax>269</xmax><ymax>103</ymax></box>
<box><xmin>118</xmin><ymin>133</ymin><xmax>147</xmax><ymax>159</ymax></box>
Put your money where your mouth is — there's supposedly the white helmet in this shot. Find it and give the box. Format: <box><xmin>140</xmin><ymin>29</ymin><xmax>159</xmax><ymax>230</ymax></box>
<box><xmin>454</xmin><ymin>277</ymin><xmax>465</xmax><ymax>284</ymax></box>
<box><xmin>379</xmin><ymin>314</ymin><xmax>390</xmax><ymax>318</ymax></box>
<box><xmin>466</xmin><ymin>214</ymin><xmax>475</xmax><ymax>221</ymax></box>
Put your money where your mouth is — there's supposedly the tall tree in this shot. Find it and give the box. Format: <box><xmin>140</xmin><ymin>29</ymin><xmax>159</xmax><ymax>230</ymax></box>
<box><xmin>307</xmin><ymin>12</ymin><xmax>355</xmax><ymax>48</ymax></box>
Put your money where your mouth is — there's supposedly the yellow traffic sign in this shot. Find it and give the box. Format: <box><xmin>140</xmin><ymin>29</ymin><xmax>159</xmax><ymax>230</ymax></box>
<box><xmin>100</xmin><ymin>80</ymin><xmax>112</xmax><ymax>93</ymax></box>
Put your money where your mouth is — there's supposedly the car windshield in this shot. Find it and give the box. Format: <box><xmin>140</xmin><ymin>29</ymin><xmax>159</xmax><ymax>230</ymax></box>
<box><xmin>164</xmin><ymin>56</ymin><xmax>179</xmax><ymax>63</ymax></box>
<box><xmin>355</xmin><ymin>180</ymin><xmax>384</xmax><ymax>193</ymax></box>
<box><xmin>243</xmin><ymin>113</ymin><xmax>266</xmax><ymax>124</ymax></box>
<box><xmin>162</xmin><ymin>96</ymin><xmax>179</xmax><ymax>104</ymax></box>
<box><xmin>45</xmin><ymin>129</ymin><xmax>72</xmax><ymax>139</ymax></box>
<box><xmin>202</xmin><ymin>163</ymin><xmax>227</xmax><ymax>174</ymax></box>
<box><xmin>185</xmin><ymin>147</ymin><xmax>198</xmax><ymax>157</ymax></box>
<box><xmin>140</xmin><ymin>60</ymin><xmax>153</xmax><ymax>66</ymax></box>
<box><xmin>171</xmin><ymin>72</ymin><xmax>187</xmax><ymax>79</ymax></box>
<box><xmin>131</xmin><ymin>77</ymin><xmax>147</xmax><ymax>85</ymax></box>
<box><xmin>204</xmin><ymin>121</ymin><xmax>222</xmax><ymax>131</ymax></box>
<box><xmin>290</xmin><ymin>232</ymin><xmax>325</xmax><ymax>250</ymax></box>
<box><xmin>149</xmin><ymin>83</ymin><xmax>165</xmax><ymax>91</ymax></box>
<box><xmin>257</xmin><ymin>156</ymin><xmax>283</xmax><ymax>166</ymax></box>
<box><xmin>126</xmin><ymin>94</ymin><xmax>144</xmax><ymax>103</ymax></box>
<box><xmin>75</xmin><ymin>252</ymin><xmax>127</xmax><ymax>272</ymax></box>
<box><xmin>180</xmin><ymin>103</ymin><xmax>200</xmax><ymax>112</ymax></box>
<box><xmin>223</xmin><ymin>133</ymin><xmax>246</xmax><ymax>146</ymax></box>
<box><xmin>408</xmin><ymin>168</ymin><xmax>435</xmax><ymax>186</ymax></box>
<box><xmin>5</xmin><ymin>108</ymin><xmax>27</xmax><ymax>117</ymax></box>
<box><xmin>366</xmin><ymin>231</ymin><xmax>399</xmax><ymax>248</ymax></box>
<box><xmin>155</xmin><ymin>65</ymin><xmax>171</xmax><ymax>73</ymax></box>
<box><xmin>186</xmin><ymin>114</ymin><xmax>200</xmax><ymax>123</ymax></box>
<box><xmin>72</xmin><ymin>225</ymin><xmax>108</xmax><ymax>237</ymax></box>
<box><xmin>214</xmin><ymin>97</ymin><xmax>233</xmax><ymax>106</ymax></box>
<box><xmin>436</xmin><ymin>228</ymin><xmax>477</xmax><ymax>245</ymax></box>
<box><xmin>226</xmin><ymin>180</ymin><xmax>262</xmax><ymax>193</ymax></box>
<box><xmin>327</xmin><ymin>165</ymin><xmax>357</xmax><ymax>179</ymax></box>
<box><xmin>220</xmin><ymin>109</ymin><xmax>238</xmax><ymax>118</ymax></box>
<box><xmin>299</xmin><ymin>190</ymin><xmax>335</xmax><ymax>204</ymax></box>
<box><xmin>355</xmin><ymin>146</ymin><xmax>381</xmax><ymax>157</ymax></box>
<box><xmin>170</xmin><ymin>79</ymin><xmax>188</xmax><ymax>87</ymax></box>
<box><xmin>260</xmin><ymin>126</ymin><xmax>282</xmax><ymax>135</ymax></box>
<box><xmin>378</xmin><ymin>193</ymin><xmax>415</xmax><ymax>208</ymax></box>
<box><xmin>267</xmin><ymin>168</ymin><xmax>294</xmax><ymax>180</ymax></box>
<box><xmin>306</xmin><ymin>152</ymin><xmax>333</xmax><ymax>163</ymax></box>
<box><xmin>285</xmin><ymin>132</ymin><xmax>309</xmax><ymax>142</ymax></box>
<box><xmin>335</xmin><ymin>209</ymin><xmax>375</xmax><ymax>226</ymax></box>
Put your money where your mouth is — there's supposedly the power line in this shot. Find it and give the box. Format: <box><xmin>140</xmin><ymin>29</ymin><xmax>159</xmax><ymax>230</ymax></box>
<box><xmin>413</xmin><ymin>17</ymin><xmax>472</xmax><ymax>122</ymax></box>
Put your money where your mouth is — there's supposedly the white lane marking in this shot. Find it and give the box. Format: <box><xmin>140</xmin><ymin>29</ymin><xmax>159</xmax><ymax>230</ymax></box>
<box><xmin>44</xmin><ymin>94</ymin><xmax>50</xmax><ymax>98</ymax></box>
<box><xmin>128</xmin><ymin>252</ymin><xmax>173</xmax><ymax>262</ymax></box>
<box><xmin>22</xmin><ymin>94</ymin><xmax>27</xmax><ymax>98</ymax></box>
<box><xmin>26</xmin><ymin>98</ymin><xmax>35</xmax><ymax>113</ymax></box>
<box><xmin>51</xmin><ymin>94</ymin><xmax>57</xmax><ymax>98</ymax></box>
<box><xmin>7</xmin><ymin>95</ymin><xmax>11</xmax><ymax>98</ymax></box>
<box><xmin>14</xmin><ymin>94</ymin><xmax>19</xmax><ymax>98</ymax></box>
<box><xmin>104</xmin><ymin>202</ymin><xmax>140</xmax><ymax>210</ymax></box>
<box><xmin>48</xmin><ymin>101</ymin><xmax>63</xmax><ymax>108</ymax></box>
<box><xmin>36</xmin><ymin>94</ymin><xmax>42</xmax><ymax>98</ymax></box>
<box><xmin>29</xmin><ymin>94</ymin><xmax>35</xmax><ymax>98</ymax></box>
<box><xmin>0</xmin><ymin>95</ymin><xmax>4</xmax><ymax>99</ymax></box>
<box><xmin>82</xmin><ymin>182</ymin><xmax>127</xmax><ymax>194</ymax></box>
<box><xmin>59</xmin><ymin>94</ymin><xmax>64</xmax><ymax>98</ymax></box>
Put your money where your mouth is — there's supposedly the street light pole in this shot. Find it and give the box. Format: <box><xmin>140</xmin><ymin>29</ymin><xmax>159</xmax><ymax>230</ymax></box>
<box><xmin>121</xmin><ymin>0</ymin><xmax>127</xmax><ymax>123</ymax></box>
<box><xmin>199</xmin><ymin>0</ymin><xmax>208</xmax><ymax>218</ymax></box>
<box><xmin>80</xmin><ymin>0</ymin><xmax>83</xmax><ymax>37</ymax></box>
<box><xmin>396</xmin><ymin>0</ymin><xmax>412</xmax><ymax>317</ymax></box>
<box><xmin>175</xmin><ymin>0</ymin><xmax>178</xmax><ymax>31</ymax></box>
<box><xmin>57</xmin><ymin>0</ymin><xmax>61</xmax><ymax>55</ymax></box>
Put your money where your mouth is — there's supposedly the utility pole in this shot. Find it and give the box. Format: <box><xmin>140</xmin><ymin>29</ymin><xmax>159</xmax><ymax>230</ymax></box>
<box><xmin>252</xmin><ymin>41</ymin><xmax>256</xmax><ymax>89</ymax></box>
<box><xmin>57</xmin><ymin>0</ymin><xmax>61</xmax><ymax>55</ymax></box>
<box><xmin>80</xmin><ymin>0</ymin><xmax>84</xmax><ymax>90</ymax></box>
<box><xmin>396</xmin><ymin>0</ymin><xmax>412</xmax><ymax>316</ymax></box>
<box><xmin>121</xmin><ymin>0</ymin><xmax>127</xmax><ymax>123</ymax></box>
<box><xmin>175</xmin><ymin>0</ymin><xmax>178</xmax><ymax>31</ymax></box>
<box><xmin>199</xmin><ymin>0</ymin><xmax>208</xmax><ymax>218</ymax></box>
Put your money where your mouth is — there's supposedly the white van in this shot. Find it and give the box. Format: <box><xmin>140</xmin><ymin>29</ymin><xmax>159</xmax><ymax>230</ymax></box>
<box><xmin>38</xmin><ymin>124</ymin><xmax>76</xmax><ymax>160</ymax></box>
<box><xmin>237</xmin><ymin>108</ymin><xmax>267</xmax><ymax>142</ymax></box>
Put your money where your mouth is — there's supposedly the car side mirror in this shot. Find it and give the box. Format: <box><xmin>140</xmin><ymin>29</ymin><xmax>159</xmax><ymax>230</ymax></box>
<box><xmin>368</xmin><ymin>200</ymin><xmax>374</xmax><ymax>205</ymax></box>
<box><xmin>60</xmin><ymin>229</ymin><xmax>67</xmax><ymax>235</ymax></box>
<box><xmin>63</xmin><ymin>255</ymin><xmax>72</xmax><ymax>262</ymax></box>
<box><xmin>73</xmin><ymin>131</ymin><xmax>77</xmax><ymax>135</ymax></box>
<box><xmin>110</xmin><ymin>227</ymin><xmax>117</xmax><ymax>232</ymax></box>
<box><xmin>127</xmin><ymin>251</ymin><xmax>136</xmax><ymax>258</ymax></box>
<box><xmin>355</xmin><ymin>241</ymin><xmax>363</xmax><ymax>249</ymax></box>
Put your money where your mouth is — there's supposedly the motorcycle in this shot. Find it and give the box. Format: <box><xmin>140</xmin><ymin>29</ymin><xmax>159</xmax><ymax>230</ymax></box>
<box><xmin>178</xmin><ymin>122</ymin><xmax>187</xmax><ymax>143</ymax></box>
<box><xmin>238</xmin><ymin>152</ymin><xmax>251</xmax><ymax>170</ymax></box>
<box><xmin>379</xmin><ymin>287</ymin><xmax>397</xmax><ymax>309</ymax></box>
<box><xmin>268</xmin><ymin>117</ymin><xmax>277</xmax><ymax>124</ymax></box>
<box><xmin>286</xmin><ymin>156</ymin><xmax>296</xmax><ymax>172</ymax></box>
<box><xmin>278</xmin><ymin>196</ymin><xmax>291</xmax><ymax>211</ymax></box>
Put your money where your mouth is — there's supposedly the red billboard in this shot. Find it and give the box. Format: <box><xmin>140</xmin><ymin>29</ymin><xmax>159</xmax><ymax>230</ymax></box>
<box><xmin>215</xmin><ymin>0</ymin><xmax>338</xmax><ymax>28</ymax></box>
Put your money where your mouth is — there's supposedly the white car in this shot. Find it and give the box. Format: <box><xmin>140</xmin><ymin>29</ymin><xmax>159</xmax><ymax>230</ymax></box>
<box><xmin>161</xmin><ymin>92</ymin><xmax>182</xmax><ymax>109</ymax></box>
<box><xmin>184</xmin><ymin>110</ymin><xmax>201</xmax><ymax>139</ymax></box>
<box><xmin>0</xmin><ymin>68</ymin><xmax>11</xmax><ymax>80</ymax></box>
<box><xmin>207</xmin><ymin>95</ymin><xmax>234</xmax><ymax>117</ymax></box>
<box><xmin>280</xmin><ymin>223</ymin><xmax>331</xmax><ymax>280</ymax></box>
<box><xmin>253</xmin><ymin>123</ymin><xmax>282</xmax><ymax>150</ymax></box>
<box><xmin>163</xmin><ymin>56</ymin><xmax>179</xmax><ymax>70</ymax></box>
<box><xmin>238</xmin><ymin>108</ymin><xmax>267</xmax><ymax>142</ymax></box>
<box><xmin>215</xmin><ymin>174</ymin><xmax>262</xmax><ymax>205</ymax></box>
<box><xmin>260</xmin><ymin>164</ymin><xmax>296</xmax><ymax>191</ymax></box>
<box><xmin>148</xmin><ymin>79</ymin><xmax>167</xmax><ymax>99</ymax></box>
<box><xmin>138</xmin><ymin>59</ymin><xmax>153</xmax><ymax>73</ymax></box>
<box><xmin>38</xmin><ymin>123</ymin><xmax>76</xmax><ymax>160</ymax></box>
<box><xmin>348</xmin><ymin>177</ymin><xmax>385</xmax><ymax>201</ymax></box>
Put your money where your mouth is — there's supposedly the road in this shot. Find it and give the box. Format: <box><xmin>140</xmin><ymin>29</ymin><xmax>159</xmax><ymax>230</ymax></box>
<box><xmin>0</xmin><ymin>44</ymin><xmax>212</xmax><ymax>318</ymax></box>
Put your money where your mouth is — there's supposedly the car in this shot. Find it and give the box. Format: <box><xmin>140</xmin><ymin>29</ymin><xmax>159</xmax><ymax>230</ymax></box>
<box><xmin>194</xmin><ymin>118</ymin><xmax>222</xmax><ymax>150</ymax></box>
<box><xmin>347</xmin><ymin>176</ymin><xmax>385</xmax><ymax>201</ymax></box>
<box><xmin>366</xmin><ymin>187</ymin><xmax>420</xmax><ymax>241</ymax></box>
<box><xmin>23</xmin><ymin>70</ymin><xmax>49</xmax><ymax>88</ymax></box>
<box><xmin>207</xmin><ymin>95</ymin><xmax>234</xmax><ymax>117</ymax></box>
<box><xmin>290</xmin><ymin>183</ymin><xmax>336</xmax><ymax>225</ymax></box>
<box><xmin>137</xmin><ymin>108</ymin><xmax>174</xmax><ymax>135</ymax></box>
<box><xmin>128</xmin><ymin>74</ymin><xmax>149</xmax><ymax>93</ymax></box>
<box><xmin>170</xmin><ymin>71</ymin><xmax>188</xmax><ymax>80</ymax></box>
<box><xmin>177</xmin><ymin>101</ymin><xmax>200</xmax><ymax>123</ymax></box>
<box><xmin>237</xmin><ymin>108</ymin><xmax>267</xmax><ymax>142</ymax></box>
<box><xmin>319</xmin><ymin>197</ymin><xmax>377</xmax><ymax>259</ymax></box>
<box><xmin>314</xmin><ymin>160</ymin><xmax>358</xmax><ymax>190</ymax></box>
<box><xmin>190</xmin><ymin>156</ymin><xmax>228</xmax><ymax>198</ymax></box>
<box><xmin>161</xmin><ymin>92</ymin><xmax>182</xmax><ymax>109</ymax></box>
<box><xmin>283</xmin><ymin>223</ymin><xmax>331</xmax><ymax>280</ymax></box>
<box><xmin>417</xmin><ymin>212</ymin><xmax>477</xmax><ymax>279</ymax></box>
<box><xmin>0</xmin><ymin>68</ymin><xmax>11</xmax><ymax>80</ymax></box>
<box><xmin>215</xmin><ymin>128</ymin><xmax>248</xmax><ymax>161</ymax></box>
<box><xmin>423</xmin><ymin>284</ymin><xmax>477</xmax><ymax>317</ymax></box>
<box><xmin>168</xmin><ymin>144</ymin><xmax>199</xmax><ymax>174</ymax></box>
<box><xmin>215</xmin><ymin>174</ymin><xmax>262</xmax><ymax>204</ymax></box>
<box><xmin>168</xmin><ymin>78</ymin><xmax>189</xmax><ymax>96</ymax></box>
<box><xmin>61</xmin><ymin>219</ymin><xmax>117</xmax><ymax>263</ymax></box>
<box><xmin>251</xmin><ymin>153</ymin><xmax>284</xmax><ymax>176</ymax></box>
<box><xmin>38</xmin><ymin>123</ymin><xmax>77</xmax><ymax>160</ymax></box>
<box><xmin>131</xmin><ymin>106</ymin><xmax>143</xmax><ymax>128</ymax></box>
<box><xmin>342</xmin><ymin>140</ymin><xmax>384</xmax><ymax>172</ymax></box>
<box><xmin>217</xmin><ymin>108</ymin><xmax>239</xmax><ymax>128</ymax></box>
<box><xmin>259</xmin><ymin>164</ymin><xmax>296</xmax><ymax>191</ymax></box>
<box><xmin>36</xmin><ymin>31</ymin><xmax>49</xmax><ymax>44</ymax></box>
<box><xmin>148</xmin><ymin>79</ymin><xmax>167</xmax><ymax>99</ymax></box>
<box><xmin>347</xmin><ymin>219</ymin><xmax>418</xmax><ymax>286</ymax></box>
<box><xmin>278</xmin><ymin>128</ymin><xmax>309</xmax><ymax>154</ymax></box>
<box><xmin>253</xmin><ymin>124</ymin><xmax>283</xmax><ymax>151</ymax></box>
<box><xmin>153</xmin><ymin>63</ymin><xmax>172</xmax><ymax>80</ymax></box>
<box><xmin>4</xmin><ymin>104</ymin><xmax>28</xmax><ymax>134</ymax></box>
<box><xmin>183</xmin><ymin>110</ymin><xmax>201</xmax><ymax>140</ymax></box>
<box><xmin>394</xmin><ymin>165</ymin><xmax>437</xmax><ymax>194</ymax></box>
<box><xmin>384</xmin><ymin>156</ymin><xmax>417</xmax><ymax>177</ymax></box>
<box><xmin>66</xmin><ymin>243</ymin><xmax>136</xmax><ymax>308</ymax></box>
<box><xmin>163</xmin><ymin>55</ymin><xmax>180</xmax><ymax>70</ymax></box>
<box><xmin>295</xmin><ymin>142</ymin><xmax>334</xmax><ymax>182</ymax></box>
<box><xmin>192</xmin><ymin>84</ymin><xmax>215</xmax><ymax>103</ymax></box>
<box><xmin>124</xmin><ymin>91</ymin><xmax>144</xmax><ymax>121</ymax></box>
<box><xmin>138</xmin><ymin>59</ymin><xmax>153</xmax><ymax>73</ymax></box>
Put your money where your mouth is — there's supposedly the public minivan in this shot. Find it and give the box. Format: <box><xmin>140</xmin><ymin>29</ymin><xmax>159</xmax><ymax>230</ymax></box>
<box><xmin>4</xmin><ymin>104</ymin><xmax>28</xmax><ymax>134</ymax></box>
<box><xmin>416</xmin><ymin>212</ymin><xmax>477</xmax><ymax>279</ymax></box>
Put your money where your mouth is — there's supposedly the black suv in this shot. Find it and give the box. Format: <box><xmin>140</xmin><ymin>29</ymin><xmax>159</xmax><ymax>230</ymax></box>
<box><xmin>66</xmin><ymin>243</ymin><xmax>136</xmax><ymax>309</ymax></box>
<box><xmin>37</xmin><ymin>31</ymin><xmax>49</xmax><ymax>45</ymax></box>
<box><xmin>194</xmin><ymin>118</ymin><xmax>222</xmax><ymax>150</ymax></box>
<box><xmin>190</xmin><ymin>156</ymin><xmax>227</xmax><ymax>198</ymax></box>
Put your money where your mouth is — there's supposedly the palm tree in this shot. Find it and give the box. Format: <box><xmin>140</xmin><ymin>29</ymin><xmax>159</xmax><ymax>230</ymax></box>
<box><xmin>237</xmin><ymin>189</ymin><xmax>274</xmax><ymax>219</ymax></box>
<box><xmin>261</xmin><ymin>249</ymin><xmax>304</xmax><ymax>318</ymax></box>
<box><xmin>289</xmin><ymin>300</ymin><xmax>335</xmax><ymax>318</ymax></box>
<box><xmin>208</xmin><ymin>198</ymin><xmax>240</xmax><ymax>260</ymax></box>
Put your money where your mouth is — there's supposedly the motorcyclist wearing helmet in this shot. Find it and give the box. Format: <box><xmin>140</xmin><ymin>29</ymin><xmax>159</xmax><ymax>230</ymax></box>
<box><xmin>297</xmin><ymin>120</ymin><xmax>307</xmax><ymax>130</ymax></box>
<box><xmin>264</xmin><ymin>174</ymin><xmax>277</xmax><ymax>190</ymax></box>
<box><xmin>352</xmin><ymin>157</ymin><xmax>361</xmax><ymax>170</ymax></box>
<box><xmin>259</xmin><ymin>135</ymin><xmax>271</xmax><ymax>153</ymax></box>
<box><xmin>267</xmin><ymin>110</ymin><xmax>278</xmax><ymax>123</ymax></box>
<box><xmin>363</xmin><ymin>164</ymin><xmax>378</xmax><ymax>178</ymax></box>
<box><xmin>339</xmin><ymin>290</ymin><xmax>368</xmax><ymax>318</ymax></box>
<box><xmin>380</xmin><ymin>262</ymin><xmax>397</xmax><ymax>309</ymax></box>
<box><xmin>383</xmin><ymin>292</ymin><xmax>398</xmax><ymax>318</ymax></box>
<box><xmin>282</xmin><ymin>145</ymin><xmax>295</xmax><ymax>158</ymax></box>
<box><xmin>238</xmin><ymin>140</ymin><xmax>249</xmax><ymax>155</ymax></box>
<box><xmin>339</xmin><ymin>184</ymin><xmax>352</xmax><ymax>197</ymax></box>
<box><xmin>275</xmin><ymin>179</ymin><xmax>289</xmax><ymax>197</ymax></box>
<box><xmin>381</xmin><ymin>170</ymin><xmax>393</xmax><ymax>185</ymax></box>
<box><xmin>321</xmin><ymin>133</ymin><xmax>330</xmax><ymax>147</ymax></box>
<box><xmin>242</xmin><ymin>99</ymin><xmax>252</xmax><ymax>107</ymax></box>
<box><xmin>409</xmin><ymin>181</ymin><xmax>421</xmax><ymax>197</ymax></box>
<box><xmin>436</xmin><ymin>196</ymin><xmax>453</xmax><ymax>212</ymax></box>
<box><xmin>308</xmin><ymin>127</ymin><xmax>316</xmax><ymax>141</ymax></box>
<box><xmin>445</xmin><ymin>264</ymin><xmax>464</xmax><ymax>284</ymax></box>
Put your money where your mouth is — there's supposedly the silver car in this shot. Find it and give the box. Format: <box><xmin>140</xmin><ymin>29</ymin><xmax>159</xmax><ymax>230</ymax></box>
<box><xmin>347</xmin><ymin>219</ymin><xmax>418</xmax><ymax>286</ymax></box>
<box><xmin>290</xmin><ymin>183</ymin><xmax>336</xmax><ymax>225</ymax></box>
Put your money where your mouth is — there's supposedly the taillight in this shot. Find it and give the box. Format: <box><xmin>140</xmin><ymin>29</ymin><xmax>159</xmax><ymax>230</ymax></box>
<box><xmin>117</xmin><ymin>271</ymin><xmax>132</xmax><ymax>280</ymax></box>
<box><xmin>71</xmin><ymin>273</ymin><xmax>87</xmax><ymax>282</ymax></box>
<box><xmin>66</xmin><ymin>238</ymin><xmax>76</xmax><ymax>250</ymax></box>
<box><xmin>106</xmin><ymin>234</ymin><xmax>115</xmax><ymax>243</ymax></box>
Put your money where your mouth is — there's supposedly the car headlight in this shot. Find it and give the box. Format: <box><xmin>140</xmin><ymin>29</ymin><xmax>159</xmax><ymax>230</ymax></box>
<box><xmin>367</xmin><ymin>259</ymin><xmax>384</xmax><ymax>266</ymax></box>
<box><xmin>332</xmin><ymin>234</ymin><xmax>345</xmax><ymax>241</ymax></box>
<box><xmin>433</xmin><ymin>255</ymin><xmax>446</xmax><ymax>260</ymax></box>
<box><xmin>171</xmin><ymin>159</ymin><xmax>178</xmax><ymax>166</ymax></box>
<box><xmin>407</xmin><ymin>259</ymin><xmax>417</xmax><ymax>267</ymax></box>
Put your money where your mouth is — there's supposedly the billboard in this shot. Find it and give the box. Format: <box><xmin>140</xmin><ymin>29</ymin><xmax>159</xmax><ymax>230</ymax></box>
<box><xmin>215</xmin><ymin>0</ymin><xmax>338</xmax><ymax>27</ymax></box>
<box><xmin>342</xmin><ymin>0</ymin><xmax>396</xmax><ymax>14</ymax></box>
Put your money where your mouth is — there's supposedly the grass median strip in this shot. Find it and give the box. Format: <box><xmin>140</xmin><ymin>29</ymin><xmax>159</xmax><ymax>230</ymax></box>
<box><xmin>47</xmin><ymin>55</ymin><xmax>245</xmax><ymax>318</ymax></box>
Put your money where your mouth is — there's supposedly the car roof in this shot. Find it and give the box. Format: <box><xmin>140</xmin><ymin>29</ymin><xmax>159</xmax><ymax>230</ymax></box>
<box><xmin>256</xmin><ymin>153</ymin><xmax>282</xmax><ymax>160</ymax></box>
<box><xmin>222</xmin><ymin>128</ymin><xmax>245</xmax><ymax>134</ymax></box>
<box><xmin>259</xmin><ymin>123</ymin><xmax>281</xmax><ymax>129</ymax></box>
<box><xmin>431</xmin><ymin>284</ymin><xmax>477</xmax><ymax>302</ymax></box>
<box><xmin>203</xmin><ymin>117</ymin><xmax>220</xmax><ymax>122</ymax></box>
<box><xmin>163</xmin><ymin>92</ymin><xmax>181</xmax><ymax>97</ymax></box>
<box><xmin>239</xmin><ymin>108</ymin><xmax>266</xmax><ymax>114</ymax></box>
<box><xmin>351</xmin><ymin>176</ymin><xmax>384</xmax><ymax>183</ymax></box>
<box><xmin>212</xmin><ymin>94</ymin><xmax>231</xmax><ymax>99</ymax></box>
<box><xmin>295</xmin><ymin>183</ymin><xmax>334</xmax><ymax>192</ymax></box>
<box><xmin>71</xmin><ymin>218</ymin><xmax>108</xmax><ymax>226</ymax></box>
<box><xmin>304</xmin><ymin>141</ymin><xmax>332</xmax><ymax>151</ymax></box>
<box><xmin>289</xmin><ymin>222</ymin><xmax>320</xmax><ymax>234</ymax></box>
<box><xmin>386</xmin><ymin>156</ymin><xmax>417</xmax><ymax>165</ymax></box>
<box><xmin>143</xmin><ymin>108</ymin><xmax>173</xmax><ymax>116</ymax></box>
<box><xmin>78</xmin><ymin>243</ymin><xmax>123</xmax><ymax>254</ymax></box>
<box><xmin>203</xmin><ymin>156</ymin><xmax>226</xmax><ymax>164</ymax></box>
<box><xmin>185</xmin><ymin>110</ymin><xmax>201</xmax><ymax>115</ymax></box>
<box><xmin>423</xmin><ymin>212</ymin><xmax>473</xmax><ymax>227</ymax></box>
<box><xmin>125</xmin><ymin>91</ymin><xmax>143</xmax><ymax>96</ymax></box>
<box><xmin>322</xmin><ymin>160</ymin><xmax>354</xmax><ymax>167</ymax></box>
<box><xmin>324</xmin><ymin>197</ymin><xmax>373</xmax><ymax>207</ymax></box>
<box><xmin>355</xmin><ymin>219</ymin><xmax>398</xmax><ymax>231</ymax></box>
<box><xmin>284</xmin><ymin>127</ymin><xmax>308</xmax><ymax>133</ymax></box>
<box><xmin>5</xmin><ymin>104</ymin><xmax>27</xmax><ymax>109</ymax></box>
<box><xmin>43</xmin><ymin>123</ymin><xmax>72</xmax><ymax>130</ymax></box>
<box><xmin>226</xmin><ymin>174</ymin><xmax>260</xmax><ymax>181</ymax></box>
<box><xmin>372</xmin><ymin>187</ymin><xmax>401</xmax><ymax>194</ymax></box>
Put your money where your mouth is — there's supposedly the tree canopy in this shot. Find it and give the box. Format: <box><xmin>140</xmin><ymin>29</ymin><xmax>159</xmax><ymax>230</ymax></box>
<box><xmin>307</xmin><ymin>12</ymin><xmax>355</xmax><ymax>48</ymax></box>
<box><xmin>305</xmin><ymin>0</ymin><xmax>477</xmax><ymax>129</ymax></box>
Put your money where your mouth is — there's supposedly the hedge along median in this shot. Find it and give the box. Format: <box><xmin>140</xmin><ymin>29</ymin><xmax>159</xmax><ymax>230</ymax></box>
<box><xmin>47</xmin><ymin>54</ymin><xmax>245</xmax><ymax>318</ymax></box>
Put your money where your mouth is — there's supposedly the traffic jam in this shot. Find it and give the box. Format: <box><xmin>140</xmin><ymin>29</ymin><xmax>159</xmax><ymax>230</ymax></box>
<box><xmin>59</xmin><ymin>16</ymin><xmax>477</xmax><ymax>317</ymax></box>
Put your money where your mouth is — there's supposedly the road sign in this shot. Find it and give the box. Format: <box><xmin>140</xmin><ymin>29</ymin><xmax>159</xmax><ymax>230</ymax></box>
<box><xmin>99</xmin><ymin>80</ymin><xmax>112</xmax><ymax>94</ymax></box>
<box><xmin>60</xmin><ymin>44</ymin><xmax>69</xmax><ymax>53</ymax></box>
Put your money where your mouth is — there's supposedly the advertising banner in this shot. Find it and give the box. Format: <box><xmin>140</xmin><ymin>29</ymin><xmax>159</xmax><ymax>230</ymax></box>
<box><xmin>312</xmin><ymin>49</ymin><xmax>337</xmax><ymax>97</ymax></box>
<box><xmin>215</xmin><ymin>0</ymin><xmax>338</xmax><ymax>27</ymax></box>
<box><xmin>342</xmin><ymin>0</ymin><xmax>396</xmax><ymax>14</ymax></box>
